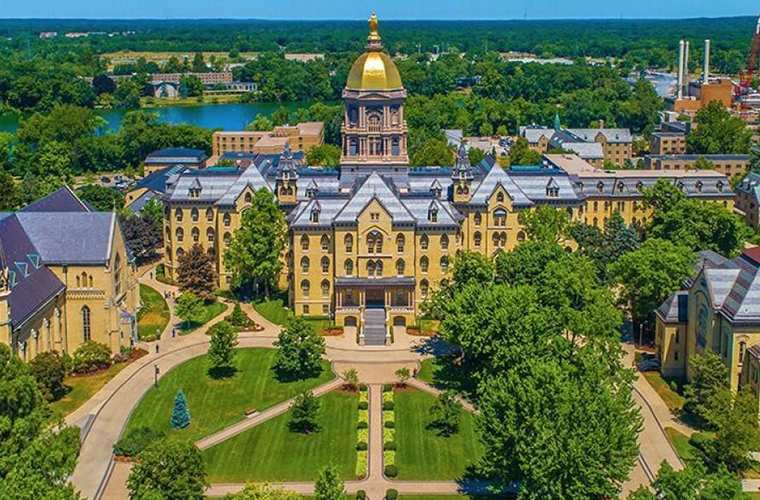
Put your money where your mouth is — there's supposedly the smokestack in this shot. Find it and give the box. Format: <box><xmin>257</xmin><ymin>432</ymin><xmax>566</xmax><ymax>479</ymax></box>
<box><xmin>677</xmin><ymin>40</ymin><xmax>685</xmax><ymax>99</ymax></box>
<box><xmin>684</xmin><ymin>40</ymin><xmax>690</xmax><ymax>92</ymax></box>
<box><xmin>703</xmin><ymin>39</ymin><xmax>710</xmax><ymax>84</ymax></box>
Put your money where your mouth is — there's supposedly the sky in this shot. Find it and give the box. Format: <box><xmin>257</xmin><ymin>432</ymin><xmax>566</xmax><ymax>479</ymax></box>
<box><xmin>0</xmin><ymin>0</ymin><xmax>757</xmax><ymax>20</ymax></box>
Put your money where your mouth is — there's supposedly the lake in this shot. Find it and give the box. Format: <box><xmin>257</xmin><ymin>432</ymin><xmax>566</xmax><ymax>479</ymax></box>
<box><xmin>0</xmin><ymin>101</ymin><xmax>308</xmax><ymax>133</ymax></box>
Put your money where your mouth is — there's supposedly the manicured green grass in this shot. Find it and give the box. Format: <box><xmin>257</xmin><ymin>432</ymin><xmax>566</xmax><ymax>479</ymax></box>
<box><xmin>125</xmin><ymin>348</ymin><xmax>333</xmax><ymax>442</ymax></box>
<box><xmin>254</xmin><ymin>295</ymin><xmax>294</xmax><ymax>326</ymax></box>
<box><xmin>664</xmin><ymin>427</ymin><xmax>698</xmax><ymax>463</ymax></box>
<box><xmin>50</xmin><ymin>361</ymin><xmax>132</xmax><ymax>418</ymax></box>
<box><xmin>417</xmin><ymin>358</ymin><xmax>438</xmax><ymax>386</ymax></box>
<box><xmin>417</xmin><ymin>357</ymin><xmax>476</xmax><ymax>398</ymax></box>
<box><xmin>179</xmin><ymin>300</ymin><xmax>227</xmax><ymax>333</ymax></box>
<box><xmin>394</xmin><ymin>389</ymin><xmax>483</xmax><ymax>480</ymax></box>
<box><xmin>641</xmin><ymin>371</ymin><xmax>685</xmax><ymax>413</ymax></box>
<box><xmin>203</xmin><ymin>390</ymin><xmax>358</xmax><ymax>482</ymax></box>
<box><xmin>138</xmin><ymin>284</ymin><xmax>170</xmax><ymax>341</ymax></box>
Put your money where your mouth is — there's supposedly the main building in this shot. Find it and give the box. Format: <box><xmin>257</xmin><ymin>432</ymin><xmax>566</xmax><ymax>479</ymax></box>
<box><xmin>163</xmin><ymin>14</ymin><xmax>734</xmax><ymax>345</ymax></box>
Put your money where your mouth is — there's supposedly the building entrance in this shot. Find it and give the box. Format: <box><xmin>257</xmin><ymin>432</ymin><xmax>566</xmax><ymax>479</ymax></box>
<box><xmin>365</xmin><ymin>288</ymin><xmax>385</xmax><ymax>308</ymax></box>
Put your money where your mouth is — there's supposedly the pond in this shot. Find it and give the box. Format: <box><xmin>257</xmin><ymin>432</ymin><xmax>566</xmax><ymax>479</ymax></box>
<box><xmin>0</xmin><ymin>101</ymin><xmax>309</xmax><ymax>133</ymax></box>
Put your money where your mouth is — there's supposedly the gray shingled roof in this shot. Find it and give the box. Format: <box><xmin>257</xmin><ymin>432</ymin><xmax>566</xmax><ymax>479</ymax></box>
<box><xmin>216</xmin><ymin>165</ymin><xmax>272</xmax><ymax>206</ymax></box>
<box><xmin>656</xmin><ymin>291</ymin><xmax>689</xmax><ymax>323</ymax></box>
<box><xmin>290</xmin><ymin>198</ymin><xmax>348</xmax><ymax>228</ymax></box>
<box><xmin>469</xmin><ymin>164</ymin><xmax>533</xmax><ymax>207</ymax></box>
<box><xmin>510</xmin><ymin>173</ymin><xmax>581</xmax><ymax>203</ymax></box>
<box><xmin>567</xmin><ymin>128</ymin><xmax>633</xmax><ymax>143</ymax></box>
<box><xmin>334</xmin><ymin>172</ymin><xmax>414</xmax><ymax>224</ymax></box>
<box><xmin>22</xmin><ymin>186</ymin><xmax>89</xmax><ymax>213</ymax></box>
<box><xmin>15</xmin><ymin>212</ymin><xmax>115</xmax><ymax>265</ymax></box>
<box><xmin>401</xmin><ymin>198</ymin><xmax>461</xmax><ymax>227</ymax></box>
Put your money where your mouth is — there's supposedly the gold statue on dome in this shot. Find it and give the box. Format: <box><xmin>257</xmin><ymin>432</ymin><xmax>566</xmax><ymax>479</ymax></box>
<box><xmin>367</xmin><ymin>12</ymin><xmax>381</xmax><ymax>44</ymax></box>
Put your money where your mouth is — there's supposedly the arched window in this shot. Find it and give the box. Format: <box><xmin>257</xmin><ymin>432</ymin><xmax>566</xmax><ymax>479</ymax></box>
<box><xmin>320</xmin><ymin>234</ymin><xmax>330</xmax><ymax>252</ymax></box>
<box><xmin>177</xmin><ymin>248</ymin><xmax>185</xmax><ymax>258</ymax></box>
<box><xmin>367</xmin><ymin>260</ymin><xmax>376</xmax><ymax>277</ymax></box>
<box><xmin>593</xmin><ymin>217</ymin><xmax>598</xmax><ymax>227</ymax></box>
<box><xmin>344</xmin><ymin>234</ymin><xmax>353</xmax><ymax>253</ymax></box>
<box><xmin>396</xmin><ymin>259</ymin><xmax>405</xmax><ymax>276</ymax></box>
<box><xmin>499</xmin><ymin>232</ymin><xmax>507</xmax><ymax>247</ymax></box>
<box><xmin>420</xmin><ymin>234</ymin><xmax>429</xmax><ymax>250</ymax></box>
<box><xmin>113</xmin><ymin>253</ymin><xmax>121</xmax><ymax>295</ymax></box>
<box><xmin>474</xmin><ymin>231</ymin><xmax>482</xmax><ymax>247</ymax></box>
<box><xmin>81</xmin><ymin>306</ymin><xmax>91</xmax><ymax>342</ymax></box>
<box><xmin>175</xmin><ymin>208</ymin><xmax>183</xmax><ymax>222</ymax></box>
<box><xmin>321</xmin><ymin>256</ymin><xmax>329</xmax><ymax>273</ymax></box>
<box><xmin>496</xmin><ymin>192</ymin><xmax>504</xmax><ymax>203</ymax></box>
<box><xmin>517</xmin><ymin>230</ymin><xmax>526</xmax><ymax>242</ymax></box>
<box><xmin>493</xmin><ymin>208</ymin><xmax>507</xmax><ymax>227</ymax></box>
<box><xmin>81</xmin><ymin>271</ymin><xmax>87</xmax><ymax>287</ymax></box>
<box><xmin>474</xmin><ymin>212</ymin><xmax>482</xmax><ymax>225</ymax></box>
<box><xmin>321</xmin><ymin>279</ymin><xmax>330</xmax><ymax>297</ymax></box>
<box><xmin>76</xmin><ymin>275</ymin><xmax>80</xmax><ymax>287</ymax></box>
<box><xmin>420</xmin><ymin>279</ymin><xmax>429</xmax><ymax>298</ymax></box>
<box><xmin>223</xmin><ymin>232</ymin><xmax>231</xmax><ymax>245</ymax></box>
<box><xmin>344</xmin><ymin>259</ymin><xmax>354</xmax><ymax>276</ymax></box>
<box><xmin>244</xmin><ymin>192</ymin><xmax>252</xmax><ymax>203</ymax></box>
<box><xmin>191</xmin><ymin>208</ymin><xmax>199</xmax><ymax>222</ymax></box>
<box><xmin>367</xmin><ymin>231</ymin><xmax>383</xmax><ymax>254</ymax></box>
<box><xmin>223</xmin><ymin>213</ymin><xmax>231</xmax><ymax>227</ymax></box>
<box><xmin>207</xmin><ymin>228</ymin><xmax>215</xmax><ymax>242</ymax></box>
<box><xmin>175</xmin><ymin>228</ymin><xmax>184</xmax><ymax>242</ymax></box>
<box><xmin>420</xmin><ymin>256</ymin><xmax>429</xmax><ymax>273</ymax></box>
<box><xmin>191</xmin><ymin>227</ymin><xmax>200</xmax><ymax>242</ymax></box>
<box><xmin>301</xmin><ymin>235</ymin><xmax>310</xmax><ymax>251</ymax></box>
<box><xmin>206</xmin><ymin>208</ymin><xmax>214</xmax><ymax>221</ymax></box>
<box><xmin>375</xmin><ymin>260</ymin><xmax>383</xmax><ymax>277</ymax></box>
<box><xmin>301</xmin><ymin>256</ymin><xmax>310</xmax><ymax>273</ymax></box>
<box><xmin>440</xmin><ymin>234</ymin><xmax>449</xmax><ymax>250</ymax></box>
<box><xmin>396</xmin><ymin>234</ymin><xmax>405</xmax><ymax>253</ymax></box>
<box><xmin>440</xmin><ymin>256</ymin><xmax>449</xmax><ymax>273</ymax></box>
<box><xmin>300</xmin><ymin>280</ymin><xmax>310</xmax><ymax>297</ymax></box>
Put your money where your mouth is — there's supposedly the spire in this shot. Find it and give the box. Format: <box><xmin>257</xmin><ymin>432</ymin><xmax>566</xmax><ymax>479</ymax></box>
<box><xmin>553</xmin><ymin>112</ymin><xmax>561</xmax><ymax>131</ymax></box>
<box><xmin>277</xmin><ymin>144</ymin><xmax>298</xmax><ymax>181</ymax></box>
<box><xmin>452</xmin><ymin>139</ymin><xmax>473</xmax><ymax>180</ymax></box>
<box><xmin>367</xmin><ymin>12</ymin><xmax>382</xmax><ymax>50</ymax></box>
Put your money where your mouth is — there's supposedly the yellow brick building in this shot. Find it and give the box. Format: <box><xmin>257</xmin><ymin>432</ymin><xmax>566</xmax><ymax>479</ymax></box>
<box><xmin>0</xmin><ymin>188</ymin><xmax>140</xmax><ymax>360</ymax></box>
<box><xmin>162</xmin><ymin>14</ymin><xmax>735</xmax><ymax>346</ymax></box>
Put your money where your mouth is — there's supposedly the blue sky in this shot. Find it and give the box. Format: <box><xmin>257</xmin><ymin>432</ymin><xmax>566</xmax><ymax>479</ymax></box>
<box><xmin>1</xmin><ymin>0</ymin><xmax>757</xmax><ymax>20</ymax></box>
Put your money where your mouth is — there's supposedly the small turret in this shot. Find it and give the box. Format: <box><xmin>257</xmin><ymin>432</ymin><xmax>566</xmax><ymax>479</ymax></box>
<box><xmin>451</xmin><ymin>141</ymin><xmax>473</xmax><ymax>204</ymax></box>
<box><xmin>276</xmin><ymin>144</ymin><xmax>299</xmax><ymax>205</ymax></box>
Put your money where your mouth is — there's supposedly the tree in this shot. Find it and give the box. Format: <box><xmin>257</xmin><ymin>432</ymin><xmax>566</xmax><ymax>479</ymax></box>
<box><xmin>518</xmin><ymin>205</ymin><xmax>570</xmax><ymax>244</ymax></box>
<box><xmin>207</xmin><ymin>320</ymin><xmax>238</xmax><ymax>376</ymax></box>
<box><xmin>683</xmin><ymin>351</ymin><xmax>729</xmax><ymax>422</ymax></box>
<box><xmin>306</xmin><ymin>144</ymin><xmax>341</xmax><ymax>167</ymax></box>
<box><xmin>627</xmin><ymin>462</ymin><xmax>744</xmax><ymax>500</ymax></box>
<box><xmin>127</xmin><ymin>440</ymin><xmax>207</xmax><ymax>499</ymax></box>
<box><xmin>342</xmin><ymin>368</ymin><xmax>359</xmax><ymax>391</ymax></box>
<box><xmin>224</xmin><ymin>188</ymin><xmax>286</xmax><ymax>296</ymax></box>
<box><xmin>92</xmin><ymin>74</ymin><xmax>117</xmax><ymax>95</ymax></box>
<box><xmin>0</xmin><ymin>345</ymin><xmax>80</xmax><ymax>499</ymax></box>
<box><xmin>0</xmin><ymin>170</ymin><xmax>20</xmax><ymax>211</ymax></box>
<box><xmin>694</xmin><ymin>156</ymin><xmax>715</xmax><ymax>171</ymax></box>
<box><xmin>141</xmin><ymin>198</ymin><xmax>164</xmax><ymax>228</ymax></box>
<box><xmin>494</xmin><ymin>240</ymin><xmax>565</xmax><ymax>286</ymax></box>
<box><xmin>701</xmin><ymin>387</ymin><xmax>760</xmax><ymax>473</ymax></box>
<box><xmin>609</xmin><ymin>238</ymin><xmax>694</xmax><ymax>331</ymax></box>
<box><xmin>247</xmin><ymin>115</ymin><xmax>274</xmax><ymax>131</ymax></box>
<box><xmin>76</xmin><ymin>184</ymin><xmax>124</xmax><ymax>211</ymax></box>
<box><xmin>289</xmin><ymin>391</ymin><xmax>320</xmax><ymax>434</ymax></box>
<box><xmin>477</xmin><ymin>357</ymin><xmax>641</xmax><ymax>499</ymax></box>
<box><xmin>427</xmin><ymin>250</ymin><xmax>494</xmax><ymax>318</ymax></box>
<box><xmin>175</xmin><ymin>292</ymin><xmax>205</xmax><ymax>330</ymax></box>
<box><xmin>508</xmin><ymin>137</ymin><xmax>541</xmax><ymax>165</ymax></box>
<box><xmin>171</xmin><ymin>390</ymin><xmax>191</xmax><ymax>429</ymax></box>
<box><xmin>410</xmin><ymin>137</ymin><xmax>454</xmax><ymax>166</ymax></box>
<box><xmin>687</xmin><ymin>101</ymin><xmax>752</xmax><ymax>154</ymax></box>
<box><xmin>642</xmin><ymin>178</ymin><xmax>686</xmax><ymax>212</ymax></box>
<box><xmin>28</xmin><ymin>351</ymin><xmax>67</xmax><ymax>401</ymax></box>
<box><xmin>229</xmin><ymin>484</ymin><xmax>301</xmax><ymax>500</ymax></box>
<box><xmin>120</xmin><ymin>214</ymin><xmax>162</xmax><ymax>264</ymax></box>
<box><xmin>314</xmin><ymin>465</ymin><xmax>345</xmax><ymax>500</ymax></box>
<box><xmin>570</xmin><ymin>212</ymin><xmax>640</xmax><ymax>282</ymax></box>
<box><xmin>191</xmin><ymin>53</ymin><xmax>207</xmax><ymax>73</ymax></box>
<box><xmin>430</xmin><ymin>390</ymin><xmax>462</xmax><ymax>436</ymax></box>
<box><xmin>274</xmin><ymin>317</ymin><xmax>326</xmax><ymax>380</ymax></box>
<box><xmin>395</xmin><ymin>367</ymin><xmax>411</xmax><ymax>387</ymax></box>
<box><xmin>177</xmin><ymin>243</ymin><xmax>217</xmax><ymax>301</ymax></box>
<box><xmin>180</xmin><ymin>75</ymin><xmax>204</xmax><ymax>98</ymax></box>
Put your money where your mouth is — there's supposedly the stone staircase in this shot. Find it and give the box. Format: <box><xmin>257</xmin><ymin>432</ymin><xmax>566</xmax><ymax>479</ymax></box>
<box><xmin>363</xmin><ymin>308</ymin><xmax>387</xmax><ymax>346</ymax></box>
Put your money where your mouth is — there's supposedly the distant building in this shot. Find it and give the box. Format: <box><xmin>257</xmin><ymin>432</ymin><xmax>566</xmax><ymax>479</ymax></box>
<box><xmin>644</xmin><ymin>154</ymin><xmax>750</xmax><ymax>179</ymax></box>
<box><xmin>38</xmin><ymin>32</ymin><xmax>58</xmax><ymax>39</ymax></box>
<box><xmin>284</xmin><ymin>53</ymin><xmax>325</xmax><ymax>62</ymax></box>
<box><xmin>150</xmin><ymin>72</ymin><xmax>233</xmax><ymax>86</ymax></box>
<box><xmin>443</xmin><ymin>130</ymin><xmax>510</xmax><ymax>158</ymax></box>
<box><xmin>650</xmin><ymin>131</ymin><xmax>687</xmax><ymax>155</ymax></box>
<box><xmin>673</xmin><ymin>78</ymin><xmax>734</xmax><ymax>117</ymax></box>
<box><xmin>211</xmin><ymin>122</ymin><xmax>324</xmax><ymax>158</ymax></box>
<box><xmin>734</xmin><ymin>172</ymin><xmax>760</xmax><ymax>228</ymax></box>
<box><xmin>520</xmin><ymin>122</ymin><xmax>633</xmax><ymax>167</ymax></box>
<box><xmin>143</xmin><ymin>148</ymin><xmax>208</xmax><ymax>176</ymax></box>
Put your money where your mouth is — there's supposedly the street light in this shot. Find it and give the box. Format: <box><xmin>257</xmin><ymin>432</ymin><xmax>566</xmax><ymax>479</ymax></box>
<box><xmin>154</xmin><ymin>364</ymin><xmax>160</xmax><ymax>387</ymax></box>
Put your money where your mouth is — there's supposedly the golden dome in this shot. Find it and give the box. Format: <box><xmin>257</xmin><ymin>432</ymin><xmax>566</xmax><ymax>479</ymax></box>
<box><xmin>345</xmin><ymin>12</ymin><xmax>403</xmax><ymax>91</ymax></box>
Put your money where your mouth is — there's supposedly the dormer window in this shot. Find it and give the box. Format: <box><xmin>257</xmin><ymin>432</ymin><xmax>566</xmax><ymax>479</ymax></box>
<box><xmin>596</xmin><ymin>181</ymin><xmax>604</xmax><ymax>193</ymax></box>
<box><xmin>430</xmin><ymin>180</ymin><xmax>442</xmax><ymax>199</ymax></box>
<box><xmin>617</xmin><ymin>182</ymin><xmax>624</xmax><ymax>193</ymax></box>
<box><xmin>428</xmin><ymin>202</ymin><xmax>438</xmax><ymax>223</ymax></box>
<box><xmin>717</xmin><ymin>181</ymin><xmax>724</xmax><ymax>192</ymax></box>
<box><xmin>496</xmin><ymin>192</ymin><xmax>505</xmax><ymax>203</ymax></box>
<box><xmin>546</xmin><ymin>178</ymin><xmax>559</xmax><ymax>198</ymax></box>
<box><xmin>696</xmin><ymin>181</ymin><xmax>703</xmax><ymax>193</ymax></box>
<box><xmin>636</xmin><ymin>181</ymin><xmax>643</xmax><ymax>192</ymax></box>
<box><xmin>677</xmin><ymin>181</ymin><xmax>686</xmax><ymax>193</ymax></box>
<box><xmin>310</xmin><ymin>203</ymin><xmax>321</xmax><ymax>223</ymax></box>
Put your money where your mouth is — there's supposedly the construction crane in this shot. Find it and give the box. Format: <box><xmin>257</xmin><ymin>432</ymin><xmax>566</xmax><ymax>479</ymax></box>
<box><xmin>739</xmin><ymin>16</ymin><xmax>760</xmax><ymax>88</ymax></box>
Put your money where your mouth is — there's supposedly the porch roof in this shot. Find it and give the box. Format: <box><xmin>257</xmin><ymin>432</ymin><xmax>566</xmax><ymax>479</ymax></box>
<box><xmin>334</xmin><ymin>277</ymin><xmax>416</xmax><ymax>287</ymax></box>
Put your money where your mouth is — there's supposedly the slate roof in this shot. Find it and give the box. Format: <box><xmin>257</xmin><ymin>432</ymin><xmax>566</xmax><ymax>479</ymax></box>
<box><xmin>469</xmin><ymin>164</ymin><xmax>533</xmax><ymax>207</ymax></box>
<box><xmin>145</xmin><ymin>147</ymin><xmax>207</xmax><ymax>164</ymax></box>
<box><xmin>134</xmin><ymin>165</ymin><xmax>187</xmax><ymax>194</ymax></box>
<box><xmin>567</xmin><ymin>128</ymin><xmax>633</xmax><ymax>144</ymax></box>
<box><xmin>656</xmin><ymin>291</ymin><xmax>689</xmax><ymax>323</ymax></box>
<box><xmin>127</xmin><ymin>190</ymin><xmax>160</xmax><ymax>214</ymax></box>
<box><xmin>21</xmin><ymin>186</ymin><xmax>89</xmax><ymax>213</ymax></box>
<box><xmin>735</xmin><ymin>172</ymin><xmax>760</xmax><ymax>204</ymax></box>
<box><xmin>334</xmin><ymin>172</ymin><xmax>415</xmax><ymax>224</ymax></box>
<box><xmin>509</xmin><ymin>169</ymin><xmax>583</xmax><ymax>204</ymax></box>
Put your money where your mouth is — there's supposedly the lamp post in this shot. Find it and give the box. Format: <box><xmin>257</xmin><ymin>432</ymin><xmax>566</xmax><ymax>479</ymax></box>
<box><xmin>154</xmin><ymin>364</ymin><xmax>160</xmax><ymax>388</ymax></box>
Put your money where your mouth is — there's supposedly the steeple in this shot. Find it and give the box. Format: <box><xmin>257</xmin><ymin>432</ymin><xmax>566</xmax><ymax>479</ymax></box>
<box><xmin>451</xmin><ymin>140</ymin><xmax>473</xmax><ymax>204</ymax></box>
<box><xmin>553</xmin><ymin>112</ymin><xmax>561</xmax><ymax>131</ymax></box>
<box><xmin>275</xmin><ymin>144</ymin><xmax>298</xmax><ymax>205</ymax></box>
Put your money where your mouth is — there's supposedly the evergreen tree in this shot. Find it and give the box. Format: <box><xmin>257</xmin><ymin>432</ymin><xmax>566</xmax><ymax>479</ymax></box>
<box><xmin>171</xmin><ymin>390</ymin><xmax>191</xmax><ymax>429</ymax></box>
<box><xmin>274</xmin><ymin>317</ymin><xmax>326</xmax><ymax>380</ymax></box>
<box><xmin>314</xmin><ymin>465</ymin><xmax>345</xmax><ymax>500</ymax></box>
<box><xmin>289</xmin><ymin>391</ymin><xmax>320</xmax><ymax>434</ymax></box>
<box><xmin>224</xmin><ymin>188</ymin><xmax>285</xmax><ymax>297</ymax></box>
<box><xmin>430</xmin><ymin>390</ymin><xmax>462</xmax><ymax>436</ymax></box>
<box><xmin>207</xmin><ymin>321</ymin><xmax>238</xmax><ymax>377</ymax></box>
<box><xmin>177</xmin><ymin>243</ymin><xmax>217</xmax><ymax>301</ymax></box>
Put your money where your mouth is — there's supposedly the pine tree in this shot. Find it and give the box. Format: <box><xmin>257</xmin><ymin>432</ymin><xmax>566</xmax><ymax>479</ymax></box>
<box><xmin>171</xmin><ymin>390</ymin><xmax>191</xmax><ymax>429</ymax></box>
<box><xmin>177</xmin><ymin>243</ymin><xmax>217</xmax><ymax>301</ymax></box>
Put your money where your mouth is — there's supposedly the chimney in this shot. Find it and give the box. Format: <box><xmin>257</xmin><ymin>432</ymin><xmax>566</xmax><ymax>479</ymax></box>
<box><xmin>683</xmin><ymin>40</ymin><xmax>690</xmax><ymax>94</ymax></box>
<box><xmin>703</xmin><ymin>39</ymin><xmax>710</xmax><ymax>84</ymax></box>
<box><xmin>678</xmin><ymin>40</ymin><xmax>685</xmax><ymax>99</ymax></box>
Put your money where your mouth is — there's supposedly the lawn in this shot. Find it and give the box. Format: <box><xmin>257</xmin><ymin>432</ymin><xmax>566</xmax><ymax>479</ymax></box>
<box><xmin>664</xmin><ymin>427</ymin><xmax>698</xmax><ymax>463</ymax></box>
<box><xmin>417</xmin><ymin>357</ymin><xmax>476</xmax><ymax>398</ymax></box>
<box><xmin>179</xmin><ymin>300</ymin><xmax>227</xmax><ymax>333</ymax></box>
<box><xmin>203</xmin><ymin>390</ymin><xmax>358</xmax><ymax>482</ymax></box>
<box><xmin>137</xmin><ymin>284</ymin><xmax>170</xmax><ymax>341</ymax></box>
<box><xmin>253</xmin><ymin>293</ymin><xmax>334</xmax><ymax>333</ymax></box>
<box><xmin>125</xmin><ymin>348</ymin><xmax>334</xmax><ymax>442</ymax></box>
<box><xmin>641</xmin><ymin>371</ymin><xmax>685</xmax><ymax>414</ymax></box>
<box><xmin>394</xmin><ymin>389</ymin><xmax>483</xmax><ymax>480</ymax></box>
<box><xmin>50</xmin><ymin>361</ymin><xmax>132</xmax><ymax>418</ymax></box>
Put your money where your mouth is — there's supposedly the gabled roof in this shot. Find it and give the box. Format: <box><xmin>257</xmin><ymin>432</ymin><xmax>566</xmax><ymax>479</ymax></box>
<box><xmin>134</xmin><ymin>165</ymin><xmax>187</xmax><ymax>194</ymax></box>
<box><xmin>145</xmin><ymin>147</ymin><xmax>207</xmax><ymax>163</ymax></box>
<box><xmin>567</xmin><ymin>128</ymin><xmax>633</xmax><ymax>144</ymax></box>
<box><xmin>22</xmin><ymin>186</ymin><xmax>90</xmax><ymax>213</ymax></box>
<box><xmin>334</xmin><ymin>172</ymin><xmax>414</xmax><ymax>224</ymax></box>
<box><xmin>656</xmin><ymin>291</ymin><xmax>689</xmax><ymax>323</ymax></box>
<box><xmin>469</xmin><ymin>164</ymin><xmax>533</xmax><ymax>207</ymax></box>
<box><xmin>216</xmin><ymin>164</ymin><xmax>272</xmax><ymax>206</ymax></box>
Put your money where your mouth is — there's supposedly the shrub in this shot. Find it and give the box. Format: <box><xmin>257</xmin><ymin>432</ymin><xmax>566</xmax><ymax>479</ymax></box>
<box><xmin>384</xmin><ymin>420</ymin><xmax>395</xmax><ymax>429</ymax></box>
<box><xmin>358</xmin><ymin>383</ymin><xmax>368</xmax><ymax>391</ymax></box>
<box><xmin>358</xmin><ymin>401</ymin><xmax>369</xmax><ymax>410</ymax></box>
<box><xmin>357</xmin><ymin>421</ymin><xmax>368</xmax><ymax>429</ymax></box>
<box><xmin>113</xmin><ymin>427</ymin><xmax>165</xmax><ymax>457</ymax></box>
<box><xmin>29</xmin><ymin>351</ymin><xmax>67</xmax><ymax>401</ymax></box>
<box><xmin>689</xmin><ymin>431</ymin><xmax>713</xmax><ymax>453</ymax></box>
<box><xmin>343</xmin><ymin>368</ymin><xmax>359</xmax><ymax>391</ymax></box>
<box><xmin>356</xmin><ymin>491</ymin><xmax>367</xmax><ymax>500</ymax></box>
<box><xmin>382</xmin><ymin>401</ymin><xmax>394</xmax><ymax>411</ymax></box>
<box><xmin>71</xmin><ymin>341</ymin><xmax>112</xmax><ymax>374</ymax></box>
<box><xmin>356</xmin><ymin>441</ymin><xmax>368</xmax><ymax>451</ymax></box>
<box><xmin>384</xmin><ymin>441</ymin><xmax>396</xmax><ymax>451</ymax></box>
<box><xmin>382</xmin><ymin>384</ymin><xmax>393</xmax><ymax>392</ymax></box>
<box><xmin>289</xmin><ymin>391</ymin><xmax>320</xmax><ymax>433</ymax></box>
<box><xmin>227</xmin><ymin>303</ymin><xmax>251</xmax><ymax>328</ymax></box>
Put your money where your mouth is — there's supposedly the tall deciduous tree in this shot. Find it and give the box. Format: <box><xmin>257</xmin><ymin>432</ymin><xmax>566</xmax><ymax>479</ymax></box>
<box><xmin>177</xmin><ymin>243</ymin><xmax>217</xmax><ymax>301</ymax></box>
<box><xmin>127</xmin><ymin>440</ymin><xmax>207</xmax><ymax>499</ymax></box>
<box><xmin>175</xmin><ymin>292</ymin><xmax>205</xmax><ymax>330</ymax></box>
<box><xmin>207</xmin><ymin>320</ymin><xmax>238</xmax><ymax>376</ymax></box>
<box><xmin>517</xmin><ymin>205</ymin><xmax>570</xmax><ymax>244</ymax></box>
<box><xmin>274</xmin><ymin>317</ymin><xmax>325</xmax><ymax>380</ymax></box>
<box><xmin>627</xmin><ymin>462</ymin><xmax>744</xmax><ymax>500</ymax></box>
<box><xmin>570</xmin><ymin>212</ymin><xmax>640</xmax><ymax>282</ymax></box>
<box><xmin>683</xmin><ymin>351</ymin><xmax>729</xmax><ymax>422</ymax></box>
<box><xmin>314</xmin><ymin>465</ymin><xmax>345</xmax><ymax>500</ymax></box>
<box><xmin>642</xmin><ymin>178</ymin><xmax>686</xmax><ymax>212</ymax></box>
<box><xmin>702</xmin><ymin>387</ymin><xmax>760</xmax><ymax>473</ymax></box>
<box><xmin>289</xmin><ymin>391</ymin><xmax>320</xmax><ymax>434</ymax></box>
<box><xmin>224</xmin><ymin>188</ymin><xmax>285</xmax><ymax>297</ymax></box>
<box><xmin>121</xmin><ymin>213</ymin><xmax>162</xmax><ymax>264</ymax></box>
<box><xmin>687</xmin><ymin>101</ymin><xmax>752</xmax><ymax>154</ymax></box>
<box><xmin>430</xmin><ymin>390</ymin><xmax>463</xmax><ymax>436</ymax></box>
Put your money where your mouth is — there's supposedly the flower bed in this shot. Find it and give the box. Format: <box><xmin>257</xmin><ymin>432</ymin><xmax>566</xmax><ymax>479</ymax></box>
<box><xmin>382</xmin><ymin>385</ymin><xmax>397</xmax><ymax>477</ymax></box>
<box><xmin>356</xmin><ymin>386</ymin><xmax>369</xmax><ymax>478</ymax></box>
